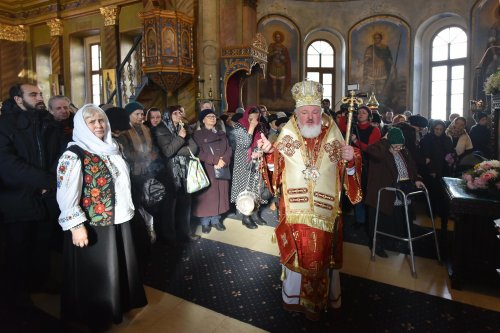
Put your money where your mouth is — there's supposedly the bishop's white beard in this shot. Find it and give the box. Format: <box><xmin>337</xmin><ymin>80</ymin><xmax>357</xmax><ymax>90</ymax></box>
<box><xmin>298</xmin><ymin>122</ymin><xmax>321</xmax><ymax>138</ymax></box>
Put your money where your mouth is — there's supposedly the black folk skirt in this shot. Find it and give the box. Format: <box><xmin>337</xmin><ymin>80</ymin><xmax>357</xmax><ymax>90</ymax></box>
<box><xmin>61</xmin><ymin>221</ymin><xmax>147</xmax><ymax>328</ymax></box>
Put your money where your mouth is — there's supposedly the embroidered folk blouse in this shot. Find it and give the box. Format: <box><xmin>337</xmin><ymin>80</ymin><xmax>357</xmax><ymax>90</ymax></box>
<box><xmin>56</xmin><ymin>150</ymin><xmax>135</xmax><ymax>231</ymax></box>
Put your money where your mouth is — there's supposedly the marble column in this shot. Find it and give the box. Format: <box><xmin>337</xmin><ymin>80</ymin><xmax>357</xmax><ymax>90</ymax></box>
<box><xmin>199</xmin><ymin>0</ymin><xmax>220</xmax><ymax>107</ymax></box>
<box><xmin>46</xmin><ymin>19</ymin><xmax>64</xmax><ymax>94</ymax></box>
<box><xmin>100</xmin><ymin>5</ymin><xmax>121</xmax><ymax>70</ymax></box>
<box><xmin>0</xmin><ymin>24</ymin><xmax>27</xmax><ymax>99</ymax></box>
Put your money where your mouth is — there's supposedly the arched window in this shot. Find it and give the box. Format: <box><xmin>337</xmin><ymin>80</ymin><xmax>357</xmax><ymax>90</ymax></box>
<box><xmin>430</xmin><ymin>26</ymin><xmax>467</xmax><ymax>121</ymax></box>
<box><xmin>306</xmin><ymin>40</ymin><xmax>335</xmax><ymax>105</ymax></box>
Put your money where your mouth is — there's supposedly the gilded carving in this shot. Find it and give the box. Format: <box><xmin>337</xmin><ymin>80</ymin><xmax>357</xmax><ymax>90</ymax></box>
<box><xmin>100</xmin><ymin>6</ymin><xmax>120</xmax><ymax>26</ymax></box>
<box><xmin>252</xmin><ymin>33</ymin><xmax>268</xmax><ymax>53</ymax></box>
<box><xmin>0</xmin><ymin>23</ymin><xmax>26</xmax><ymax>42</ymax></box>
<box><xmin>47</xmin><ymin>19</ymin><xmax>63</xmax><ymax>37</ymax></box>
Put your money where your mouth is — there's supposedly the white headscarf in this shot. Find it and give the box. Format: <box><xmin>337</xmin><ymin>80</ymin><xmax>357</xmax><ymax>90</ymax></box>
<box><xmin>69</xmin><ymin>104</ymin><xmax>120</xmax><ymax>156</ymax></box>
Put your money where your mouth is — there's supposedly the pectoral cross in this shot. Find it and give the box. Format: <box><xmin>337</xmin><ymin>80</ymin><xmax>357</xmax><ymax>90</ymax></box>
<box><xmin>302</xmin><ymin>163</ymin><xmax>320</xmax><ymax>182</ymax></box>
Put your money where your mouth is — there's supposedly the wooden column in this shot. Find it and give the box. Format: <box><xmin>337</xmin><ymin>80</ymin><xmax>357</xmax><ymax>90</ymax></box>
<box><xmin>100</xmin><ymin>5</ymin><xmax>121</xmax><ymax>69</ymax></box>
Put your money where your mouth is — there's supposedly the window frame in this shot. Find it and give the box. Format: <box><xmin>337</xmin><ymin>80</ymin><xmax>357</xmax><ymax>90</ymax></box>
<box><xmin>305</xmin><ymin>39</ymin><xmax>336</xmax><ymax>106</ymax></box>
<box><xmin>429</xmin><ymin>26</ymin><xmax>467</xmax><ymax>120</ymax></box>
<box><xmin>84</xmin><ymin>35</ymin><xmax>102</xmax><ymax>105</ymax></box>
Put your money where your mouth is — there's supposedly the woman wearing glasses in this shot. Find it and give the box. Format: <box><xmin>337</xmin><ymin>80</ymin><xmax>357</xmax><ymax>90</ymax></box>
<box><xmin>192</xmin><ymin>109</ymin><xmax>232</xmax><ymax>233</ymax></box>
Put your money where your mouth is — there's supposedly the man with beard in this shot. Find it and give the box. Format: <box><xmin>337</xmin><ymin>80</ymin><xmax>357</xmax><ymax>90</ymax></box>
<box><xmin>259</xmin><ymin>80</ymin><xmax>362</xmax><ymax>320</ymax></box>
<box><xmin>0</xmin><ymin>83</ymin><xmax>62</xmax><ymax>308</ymax></box>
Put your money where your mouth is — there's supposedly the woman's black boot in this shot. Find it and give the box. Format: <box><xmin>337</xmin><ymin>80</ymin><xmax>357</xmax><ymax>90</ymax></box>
<box><xmin>251</xmin><ymin>212</ymin><xmax>267</xmax><ymax>225</ymax></box>
<box><xmin>242</xmin><ymin>215</ymin><xmax>257</xmax><ymax>229</ymax></box>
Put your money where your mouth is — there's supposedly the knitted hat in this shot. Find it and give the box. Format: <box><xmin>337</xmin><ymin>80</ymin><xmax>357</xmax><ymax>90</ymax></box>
<box><xmin>408</xmin><ymin>115</ymin><xmax>428</xmax><ymax>128</ymax></box>
<box><xmin>105</xmin><ymin>107</ymin><xmax>131</xmax><ymax>131</ymax></box>
<box><xmin>199</xmin><ymin>108</ymin><xmax>215</xmax><ymax>122</ymax></box>
<box><xmin>387</xmin><ymin>127</ymin><xmax>405</xmax><ymax>145</ymax></box>
<box><xmin>124</xmin><ymin>101</ymin><xmax>144</xmax><ymax>115</ymax></box>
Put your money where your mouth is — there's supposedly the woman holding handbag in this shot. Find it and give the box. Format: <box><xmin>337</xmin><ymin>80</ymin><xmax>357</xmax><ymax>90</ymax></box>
<box><xmin>154</xmin><ymin>105</ymin><xmax>199</xmax><ymax>244</ymax></box>
<box><xmin>192</xmin><ymin>109</ymin><xmax>232</xmax><ymax>233</ymax></box>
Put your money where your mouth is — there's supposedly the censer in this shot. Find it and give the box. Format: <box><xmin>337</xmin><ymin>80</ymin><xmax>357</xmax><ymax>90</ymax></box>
<box><xmin>236</xmin><ymin>147</ymin><xmax>264</xmax><ymax>216</ymax></box>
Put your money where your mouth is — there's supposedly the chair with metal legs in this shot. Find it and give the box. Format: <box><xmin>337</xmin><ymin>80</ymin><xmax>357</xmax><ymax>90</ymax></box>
<box><xmin>370</xmin><ymin>186</ymin><xmax>441</xmax><ymax>278</ymax></box>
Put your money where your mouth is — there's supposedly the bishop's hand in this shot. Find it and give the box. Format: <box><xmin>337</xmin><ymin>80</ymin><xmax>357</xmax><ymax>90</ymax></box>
<box><xmin>257</xmin><ymin>133</ymin><xmax>273</xmax><ymax>153</ymax></box>
<box><xmin>340</xmin><ymin>142</ymin><xmax>354</xmax><ymax>162</ymax></box>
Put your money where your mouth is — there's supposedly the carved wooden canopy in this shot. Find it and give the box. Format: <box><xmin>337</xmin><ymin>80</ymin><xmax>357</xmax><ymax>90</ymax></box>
<box><xmin>221</xmin><ymin>33</ymin><xmax>268</xmax><ymax>82</ymax></box>
<box><xmin>139</xmin><ymin>8</ymin><xmax>194</xmax><ymax>92</ymax></box>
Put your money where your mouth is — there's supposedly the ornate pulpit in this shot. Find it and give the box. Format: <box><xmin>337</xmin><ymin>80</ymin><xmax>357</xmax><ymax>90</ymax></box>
<box><xmin>139</xmin><ymin>9</ymin><xmax>194</xmax><ymax>92</ymax></box>
<box><xmin>220</xmin><ymin>33</ymin><xmax>268</xmax><ymax>112</ymax></box>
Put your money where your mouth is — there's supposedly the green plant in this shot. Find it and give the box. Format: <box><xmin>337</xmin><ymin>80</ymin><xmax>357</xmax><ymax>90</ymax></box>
<box><xmin>484</xmin><ymin>71</ymin><xmax>500</xmax><ymax>95</ymax></box>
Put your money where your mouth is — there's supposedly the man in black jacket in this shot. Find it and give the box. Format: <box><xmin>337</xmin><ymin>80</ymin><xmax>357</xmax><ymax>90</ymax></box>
<box><xmin>0</xmin><ymin>83</ymin><xmax>62</xmax><ymax>308</ymax></box>
<box><xmin>469</xmin><ymin>112</ymin><xmax>491</xmax><ymax>158</ymax></box>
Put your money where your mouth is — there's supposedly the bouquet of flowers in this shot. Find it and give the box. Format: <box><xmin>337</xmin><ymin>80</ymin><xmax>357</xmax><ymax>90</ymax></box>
<box><xmin>462</xmin><ymin>160</ymin><xmax>500</xmax><ymax>191</ymax></box>
<box><xmin>484</xmin><ymin>71</ymin><xmax>500</xmax><ymax>95</ymax></box>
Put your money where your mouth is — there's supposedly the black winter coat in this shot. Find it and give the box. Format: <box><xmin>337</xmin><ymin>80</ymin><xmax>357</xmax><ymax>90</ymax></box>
<box><xmin>154</xmin><ymin>122</ymin><xmax>198</xmax><ymax>192</ymax></box>
<box><xmin>0</xmin><ymin>106</ymin><xmax>63</xmax><ymax>222</ymax></box>
<box><xmin>469</xmin><ymin>124</ymin><xmax>491</xmax><ymax>158</ymax></box>
<box><xmin>420</xmin><ymin>132</ymin><xmax>454</xmax><ymax>178</ymax></box>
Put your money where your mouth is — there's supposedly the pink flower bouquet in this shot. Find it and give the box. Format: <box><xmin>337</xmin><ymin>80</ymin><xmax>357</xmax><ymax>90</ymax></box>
<box><xmin>462</xmin><ymin>160</ymin><xmax>500</xmax><ymax>191</ymax></box>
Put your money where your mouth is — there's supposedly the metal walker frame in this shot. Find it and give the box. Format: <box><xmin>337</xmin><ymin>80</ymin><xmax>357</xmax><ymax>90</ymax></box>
<box><xmin>371</xmin><ymin>186</ymin><xmax>441</xmax><ymax>278</ymax></box>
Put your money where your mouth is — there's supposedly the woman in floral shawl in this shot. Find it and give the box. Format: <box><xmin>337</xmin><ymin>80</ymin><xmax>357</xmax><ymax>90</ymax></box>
<box><xmin>56</xmin><ymin>104</ymin><xmax>146</xmax><ymax>330</ymax></box>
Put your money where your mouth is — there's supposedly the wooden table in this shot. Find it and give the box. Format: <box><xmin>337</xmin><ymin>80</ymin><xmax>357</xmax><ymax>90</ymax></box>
<box><xmin>441</xmin><ymin>177</ymin><xmax>500</xmax><ymax>289</ymax></box>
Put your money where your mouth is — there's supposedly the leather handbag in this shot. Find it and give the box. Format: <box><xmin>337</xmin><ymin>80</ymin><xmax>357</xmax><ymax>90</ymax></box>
<box><xmin>186</xmin><ymin>147</ymin><xmax>210</xmax><ymax>193</ymax></box>
<box><xmin>214</xmin><ymin>166</ymin><xmax>231</xmax><ymax>180</ymax></box>
<box><xmin>209</xmin><ymin>145</ymin><xmax>231</xmax><ymax>180</ymax></box>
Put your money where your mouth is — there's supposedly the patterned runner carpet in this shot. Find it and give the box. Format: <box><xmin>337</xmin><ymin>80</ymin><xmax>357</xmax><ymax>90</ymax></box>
<box><xmin>230</xmin><ymin>204</ymin><xmax>444</xmax><ymax>260</ymax></box>
<box><xmin>144</xmin><ymin>238</ymin><xmax>499</xmax><ymax>333</ymax></box>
